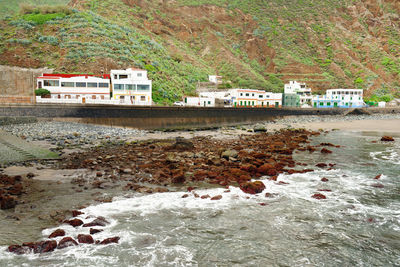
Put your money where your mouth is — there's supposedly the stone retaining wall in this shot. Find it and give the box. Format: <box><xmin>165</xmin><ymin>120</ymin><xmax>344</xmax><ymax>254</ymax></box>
<box><xmin>0</xmin><ymin>116</ymin><xmax>38</xmax><ymax>126</ymax></box>
<box><xmin>0</xmin><ymin>65</ymin><xmax>53</xmax><ymax>104</ymax></box>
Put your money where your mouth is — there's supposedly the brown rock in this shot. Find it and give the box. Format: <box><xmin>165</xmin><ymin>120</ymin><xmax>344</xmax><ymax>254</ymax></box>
<box><xmin>381</xmin><ymin>136</ymin><xmax>394</xmax><ymax>142</ymax></box>
<box><xmin>200</xmin><ymin>194</ymin><xmax>210</xmax><ymax>199</ymax></box>
<box><xmin>83</xmin><ymin>217</ymin><xmax>109</xmax><ymax>227</ymax></box>
<box><xmin>77</xmin><ymin>234</ymin><xmax>94</xmax><ymax>244</ymax></box>
<box><xmin>374</xmin><ymin>174</ymin><xmax>382</xmax><ymax>180</ymax></box>
<box><xmin>90</xmin><ymin>228</ymin><xmax>103</xmax><ymax>235</ymax></box>
<box><xmin>181</xmin><ymin>194</ymin><xmax>189</xmax><ymax>198</ymax></box>
<box><xmin>65</xmin><ymin>218</ymin><xmax>84</xmax><ymax>227</ymax></box>
<box><xmin>321</xmin><ymin>148</ymin><xmax>332</xmax><ymax>154</ymax></box>
<box><xmin>316</xmin><ymin>163</ymin><xmax>328</xmax><ymax>168</ymax></box>
<box><xmin>57</xmin><ymin>237</ymin><xmax>78</xmax><ymax>249</ymax></box>
<box><xmin>72</xmin><ymin>210</ymin><xmax>84</xmax><ymax>217</ymax></box>
<box><xmin>211</xmin><ymin>195</ymin><xmax>222</xmax><ymax>200</ymax></box>
<box><xmin>0</xmin><ymin>195</ymin><xmax>17</xmax><ymax>210</ymax></box>
<box><xmin>99</xmin><ymin>236</ymin><xmax>120</xmax><ymax>245</ymax></box>
<box><xmin>321</xmin><ymin>177</ymin><xmax>329</xmax><ymax>182</ymax></box>
<box><xmin>311</xmin><ymin>193</ymin><xmax>327</xmax><ymax>199</ymax></box>
<box><xmin>239</xmin><ymin>181</ymin><xmax>266</xmax><ymax>194</ymax></box>
<box><xmin>48</xmin><ymin>229</ymin><xmax>65</xmax><ymax>238</ymax></box>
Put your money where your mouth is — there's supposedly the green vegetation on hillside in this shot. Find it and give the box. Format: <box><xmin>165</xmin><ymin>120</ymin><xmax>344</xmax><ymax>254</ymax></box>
<box><xmin>0</xmin><ymin>0</ymin><xmax>399</xmax><ymax>103</ymax></box>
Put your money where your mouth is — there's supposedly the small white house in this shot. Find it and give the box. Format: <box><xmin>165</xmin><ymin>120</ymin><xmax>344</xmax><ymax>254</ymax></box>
<box><xmin>284</xmin><ymin>81</ymin><xmax>312</xmax><ymax>105</ymax></box>
<box><xmin>312</xmin><ymin>89</ymin><xmax>364</xmax><ymax>108</ymax></box>
<box><xmin>36</xmin><ymin>74</ymin><xmax>111</xmax><ymax>103</ymax></box>
<box><xmin>208</xmin><ymin>75</ymin><xmax>222</xmax><ymax>84</ymax></box>
<box><xmin>110</xmin><ymin>68</ymin><xmax>152</xmax><ymax>106</ymax></box>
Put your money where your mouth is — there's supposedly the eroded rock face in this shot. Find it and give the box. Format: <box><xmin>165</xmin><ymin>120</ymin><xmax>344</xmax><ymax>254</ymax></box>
<box><xmin>239</xmin><ymin>181</ymin><xmax>266</xmax><ymax>194</ymax></box>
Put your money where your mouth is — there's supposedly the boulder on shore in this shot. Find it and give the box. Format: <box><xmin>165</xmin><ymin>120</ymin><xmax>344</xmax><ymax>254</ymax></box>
<box><xmin>239</xmin><ymin>181</ymin><xmax>266</xmax><ymax>194</ymax></box>
<box><xmin>57</xmin><ymin>237</ymin><xmax>78</xmax><ymax>249</ymax></box>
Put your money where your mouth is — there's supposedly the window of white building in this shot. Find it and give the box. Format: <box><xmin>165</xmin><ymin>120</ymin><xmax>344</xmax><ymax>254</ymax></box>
<box><xmin>137</xmin><ymin>85</ymin><xmax>149</xmax><ymax>91</ymax></box>
<box><xmin>87</xmin><ymin>83</ymin><xmax>97</xmax><ymax>88</ymax></box>
<box><xmin>140</xmin><ymin>96</ymin><xmax>145</xmax><ymax>101</ymax></box>
<box><xmin>114</xmin><ymin>84</ymin><xmax>124</xmax><ymax>90</ymax></box>
<box><xmin>76</xmin><ymin>82</ymin><xmax>87</xmax><ymax>87</ymax></box>
<box><xmin>126</xmin><ymin>84</ymin><xmax>134</xmax><ymax>90</ymax></box>
<box><xmin>61</xmin><ymin>82</ymin><xmax>74</xmax><ymax>87</ymax></box>
<box><xmin>44</xmin><ymin>80</ymin><xmax>59</xmax><ymax>87</ymax></box>
<box><xmin>99</xmin><ymin>83</ymin><xmax>109</xmax><ymax>88</ymax></box>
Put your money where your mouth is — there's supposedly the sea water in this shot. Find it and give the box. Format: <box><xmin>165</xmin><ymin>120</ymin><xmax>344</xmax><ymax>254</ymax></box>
<box><xmin>0</xmin><ymin>130</ymin><xmax>399</xmax><ymax>266</ymax></box>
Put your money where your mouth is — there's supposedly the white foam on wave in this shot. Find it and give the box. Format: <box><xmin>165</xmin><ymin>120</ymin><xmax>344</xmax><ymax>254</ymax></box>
<box><xmin>370</xmin><ymin>147</ymin><xmax>400</xmax><ymax>165</ymax></box>
<box><xmin>2</xmin><ymin>166</ymin><xmax>398</xmax><ymax>265</ymax></box>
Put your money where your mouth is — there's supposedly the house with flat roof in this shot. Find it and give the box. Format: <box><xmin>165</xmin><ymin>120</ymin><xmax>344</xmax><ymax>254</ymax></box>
<box><xmin>110</xmin><ymin>68</ymin><xmax>152</xmax><ymax>106</ymax></box>
<box><xmin>312</xmin><ymin>89</ymin><xmax>364</xmax><ymax>108</ymax></box>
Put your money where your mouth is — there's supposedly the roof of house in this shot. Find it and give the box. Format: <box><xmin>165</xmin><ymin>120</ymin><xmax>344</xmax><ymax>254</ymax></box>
<box><xmin>39</xmin><ymin>73</ymin><xmax>111</xmax><ymax>79</ymax></box>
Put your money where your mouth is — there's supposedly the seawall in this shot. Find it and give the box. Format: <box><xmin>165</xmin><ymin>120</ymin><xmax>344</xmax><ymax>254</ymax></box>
<box><xmin>0</xmin><ymin>104</ymin><xmax>399</xmax><ymax>129</ymax></box>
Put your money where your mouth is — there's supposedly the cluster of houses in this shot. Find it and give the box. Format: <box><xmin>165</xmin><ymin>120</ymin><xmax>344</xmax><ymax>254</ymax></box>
<box><xmin>185</xmin><ymin>79</ymin><xmax>365</xmax><ymax>108</ymax></box>
<box><xmin>36</xmin><ymin>69</ymin><xmax>366</xmax><ymax>108</ymax></box>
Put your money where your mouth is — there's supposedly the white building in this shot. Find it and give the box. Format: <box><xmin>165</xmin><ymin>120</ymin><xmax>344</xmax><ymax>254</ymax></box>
<box><xmin>110</xmin><ymin>68</ymin><xmax>152</xmax><ymax>105</ymax></box>
<box><xmin>312</xmin><ymin>89</ymin><xmax>364</xmax><ymax>108</ymax></box>
<box><xmin>284</xmin><ymin>81</ymin><xmax>312</xmax><ymax>106</ymax></box>
<box><xmin>184</xmin><ymin>89</ymin><xmax>282</xmax><ymax>108</ymax></box>
<box><xmin>36</xmin><ymin>74</ymin><xmax>111</xmax><ymax>103</ymax></box>
<box><xmin>208</xmin><ymin>75</ymin><xmax>222</xmax><ymax>84</ymax></box>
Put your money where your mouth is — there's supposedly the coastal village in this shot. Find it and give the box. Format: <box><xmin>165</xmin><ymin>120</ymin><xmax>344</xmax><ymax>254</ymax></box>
<box><xmin>33</xmin><ymin>68</ymin><xmax>397</xmax><ymax>109</ymax></box>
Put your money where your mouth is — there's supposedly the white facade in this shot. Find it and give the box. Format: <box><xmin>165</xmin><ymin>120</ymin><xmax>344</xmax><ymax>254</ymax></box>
<box><xmin>284</xmin><ymin>81</ymin><xmax>312</xmax><ymax>105</ymax></box>
<box><xmin>36</xmin><ymin>75</ymin><xmax>110</xmax><ymax>103</ymax></box>
<box><xmin>110</xmin><ymin>68</ymin><xmax>152</xmax><ymax>106</ymax></box>
<box><xmin>184</xmin><ymin>89</ymin><xmax>282</xmax><ymax>108</ymax></box>
<box><xmin>312</xmin><ymin>89</ymin><xmax>364</xmax><ymax>108</ymax></box>
<box><xmin>208</xmin><ymin>75</ymin><xmax>222</xmax><ymax>84</ymax></box>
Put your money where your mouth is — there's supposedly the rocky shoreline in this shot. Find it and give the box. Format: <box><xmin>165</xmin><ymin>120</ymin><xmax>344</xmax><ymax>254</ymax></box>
<box><xmin>0</xmin><ymin>114</ymin><xmax>398</xmax><ymax>254</ymax></box>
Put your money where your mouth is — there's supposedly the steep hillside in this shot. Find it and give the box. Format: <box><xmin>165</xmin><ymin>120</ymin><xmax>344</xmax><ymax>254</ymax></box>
<box><xmin>0</xmin><ymin>0</ymin><xmax>399</xmax><ymax>103</ymax></box>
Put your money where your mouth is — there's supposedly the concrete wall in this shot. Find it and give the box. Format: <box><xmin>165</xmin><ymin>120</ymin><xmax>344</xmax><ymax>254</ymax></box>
<box><xmin>0</xmin><ymin>65</ymin><xmax>53</xmax><ymax>104</ymax></box>
<box><xmin>0</xmin><ymin>104</ymin><xmax>398</xmax><ymax>129</ymax></box>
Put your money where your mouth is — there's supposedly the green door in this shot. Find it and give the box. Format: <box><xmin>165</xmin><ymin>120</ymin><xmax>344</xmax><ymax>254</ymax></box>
<box><xmin>334</xmin><ymin>102</ymin><xmax>338</xmax><ymax>107</ymax></box>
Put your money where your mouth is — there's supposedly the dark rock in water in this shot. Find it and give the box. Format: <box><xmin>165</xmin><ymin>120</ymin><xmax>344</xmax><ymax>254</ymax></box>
<box><xmin>211</xmin><ymin>195</ymin><xmax>222</xmax><ymax>200</ymax></box>
<box><xmin>371</xmin><ymin>183</ymin><xmax>384</xmax><ymax>188</ymax></box>
<box><xmin>99</xmin><ymin>237</ymin><xmax>120</xmax><ymax>245</ymax></box>
<box><xmin>172</xmin><ymin>137</ymin><xmax>194</xmax><ymax>151</ymax></box>
<box><xmin>181</xmin><ymin>194</ymin><xmax>189</xmax><ymax>198</ymax></box>
<box><xmin>200</xmin><ymin>194</ymin><xmax>210</xmax><ymax>199</ymax></box>
<box><xmin>316</xmin><ymin>163</ymin><xmax>328</xmax><ymax>168</ymax></box>
<box><xmin>65</xmin><ymin>218</ymin><xmax>84</xmax><ymax>227</ymax></box>
<box><xmin>57</xmin><ymin>237</ymin><xmax>78</xmax><ymax>249</ymax></box>
<box><xmin>311</xmin><ymin>193</ymin><xmax>327</xmax><ymax>199</ymax></box>
<box><xmin>83</xmin><ymin>217</ymin><xmax>109</xmax><ymax>227</ymax></box>
<box><xmin>0</xmin><ymin>195</ymin><xmax>17</xmax><ymax>210</ymax></box>
<box><xmin>8</xmin><ymin>245</ymin><xmax>31</xmax><ymax>255</ymax></box>
<box><xmin>321</xmin><ymin>148</ymin><xmax>332</xmax><ymax>154</ymax></box>
<box><xmin>321</xmin><ymin>177</ymin><xmax>329</xmax><ymax>182</ymax></box>
<box><xmin>240</xmin><ymin>181</ymin><xmax>266</xmax><ymax>194</ymax></box>
<box><xmin>374</xmin><ymin>174</ymin><xmax>382</xmax><ymax>180</ymax></box>
<box><xmin>37</xmin><ymin>240</ymin><xmax>57</xmax><ymax>253</ymax></box>
<box><xmin>381</xmin><ymin>136</ymin><xmax>394</xmax><ymax>142</ymax></box>
<box><xmin>90</xmin><ymin>228</ymin><xmax>103</xmax><ymax>235</ymax></box>
<box><xmin>48</xmin><ymin>229</ymin><xmax>65</xmax><ymax>238</ymax></box>
<box><xmin>78</xmin><ymin>234</ymin><xmax>94</xmax><ymax>244</ymax></box>
<box><xmin>72</xmin><ymin>210</ymin><xmax>84</xmax><ymax>217</ymax></box>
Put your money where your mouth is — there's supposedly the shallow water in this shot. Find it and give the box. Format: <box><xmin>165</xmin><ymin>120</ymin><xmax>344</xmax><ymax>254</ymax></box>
<box><xmin>0</xmin><ymin>131</ymin><xmax>399</xmax><ymax>266</ymax></box>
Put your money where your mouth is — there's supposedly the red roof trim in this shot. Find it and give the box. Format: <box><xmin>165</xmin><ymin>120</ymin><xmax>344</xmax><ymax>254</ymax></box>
<box><xmin>41</xmin><ymin>73</ymin><xmax>111</xmax><ymax>79</ymax></box>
